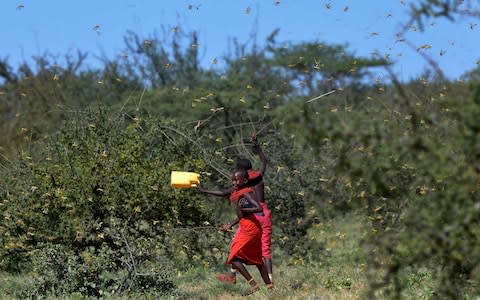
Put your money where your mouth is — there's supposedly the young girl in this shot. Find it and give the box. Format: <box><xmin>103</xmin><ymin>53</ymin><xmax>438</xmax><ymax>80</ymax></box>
<box><xmin>197</xmin><ymin>134</ymin><xmax>273</xmax><ymax>284</ymax></box>
<box><xmin>219</xmin><ymin>169</ymin><xmax>272</xmax><ymax>295</ymax></box>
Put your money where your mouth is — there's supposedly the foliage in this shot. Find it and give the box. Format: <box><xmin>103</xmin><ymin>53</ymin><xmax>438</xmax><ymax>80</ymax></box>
<box><xmin>0</xmin><ymin>53</ymin><xmax>140</xmax><ymax>157</ymax></box>
<box><xmin>407</xmin><ymin>0</ymin><xmax>480</xmax><ymax>31</ymax></box>
<box><xmin>0</xmin><ymin>108</ymin><xmax>225</xmax><ymax>295</ymax></box>
<box><xmin>296</xmin><ymin>79</ymin><xmax>480</xmax><ymax>298</ymax></box>
<box><xmin>3</xmin><ymin>20</ymin><xmax>480</xmax><ymax>298</ymax></box>
<box><xmin>0</xmin><ymin>104</ymin><xmax>327</xmax><ymax>296</ymax></box>
<box><xmin>119</xmin><ymin>29</ymin><xmax>203</xmax><ymax>89</ymax></box>
<box><xmin>266</xmin><ymin>36</ymin><xmax>388</xmax><ymax>94</ymax></box>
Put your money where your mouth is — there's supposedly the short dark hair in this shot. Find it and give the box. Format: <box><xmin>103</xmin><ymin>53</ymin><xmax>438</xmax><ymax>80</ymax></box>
<box><xmin>234</xmin><ymin>168</ymin><xmax>248</xmax><ymax>180</ymax></box>
<box><xmin>237</xmin><ymin>158</ymin><xmax>252</xmax><ymax>170</ymax></box>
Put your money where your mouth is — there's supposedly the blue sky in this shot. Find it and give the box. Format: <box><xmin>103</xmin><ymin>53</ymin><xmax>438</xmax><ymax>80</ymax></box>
<box><xmin>1</xmin><ymin>0</ymin><xmax>479</xmax><ymax>81</ymax></box>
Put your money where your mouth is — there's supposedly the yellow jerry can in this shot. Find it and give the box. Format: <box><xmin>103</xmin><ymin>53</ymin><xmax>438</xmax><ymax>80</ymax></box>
<box><xmin>171</xmin><ymin>171</ymin><xmax>200</xmax><ymax>188</ymax></box>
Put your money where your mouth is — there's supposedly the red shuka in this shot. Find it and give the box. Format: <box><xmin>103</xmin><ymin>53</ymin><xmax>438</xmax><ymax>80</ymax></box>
<box><xmin>246</xmin><ymin>169</ymin><xmax>272</xmax><ymax>258</ymax></box>
<box><xmin>247</xmin><ymin>169</ymin><xmax>261</xmax><ymax>180</ymax></box>
<box><xmin>229</xmin><ymin>187</ymin><xmax>253</xmax><ymax>203</ymax></box>
<box><xmin>226</xmin><ymin>187</ymin><xmax>263</xmax><ymax>266</ymax></box>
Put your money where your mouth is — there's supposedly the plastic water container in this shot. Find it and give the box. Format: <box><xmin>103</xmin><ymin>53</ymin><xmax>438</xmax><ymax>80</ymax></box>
<box><xmin>171</xmin><ymin>171</ymin><xmax>200</xmax><ymax>188</ymax></box>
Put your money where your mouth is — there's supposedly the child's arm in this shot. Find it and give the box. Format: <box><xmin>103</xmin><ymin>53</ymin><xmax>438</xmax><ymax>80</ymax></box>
<box><xmin>221</xmin><ymin>217</ymin><xmax>239</xmax><ymax>232</ymax></box>
<box><xmin>239</xmin><ymin>192</ymin><xmax>263</xmax><ymax>214</ymax></box>
<box><xmin>197</xmin><ymin>185</ymin><xmax>233</xmax><ymax>197</ymax></box>
<box><xmin>252</xmin><ymin>134</ymin><xmax>266</xmax><ymax>175</ymax></box>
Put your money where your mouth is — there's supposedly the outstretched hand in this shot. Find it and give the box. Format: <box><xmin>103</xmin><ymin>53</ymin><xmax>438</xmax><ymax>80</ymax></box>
<box><xmin>196</xmin><ymin>185</ymin><xmax>206</xmax><ymax>193</ymax></box>
<box><xmin>219</xmin><ymin>224</ymin><xmax>232</xmax><ymax>233</ymax></box>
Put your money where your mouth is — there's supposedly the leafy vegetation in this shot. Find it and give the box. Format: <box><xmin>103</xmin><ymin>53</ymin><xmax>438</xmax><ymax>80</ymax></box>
<box><xmin>1</xmin><ymin>3</ymin><xmax>480</xmax><ymax>297</ymax></box>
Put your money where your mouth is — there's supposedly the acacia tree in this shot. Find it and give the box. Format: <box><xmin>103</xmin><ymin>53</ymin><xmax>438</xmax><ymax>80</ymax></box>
<box><xmin>406</xmin><ymin>0</ymin><xmax>480</xmax><ymax>31</ymax></box>
<box><xmin>265</xmin><ymin>30</ymin><xmax>388</xmax><ymax>95</ymax></box>
<box><xmin>0</xmin><ymin>51</ymin><xmax>142</xmax><ymax>160</ymax></box>
<box><xmin>119</xmin><ymin>29</ymin><xmax>204</xmax><ymax>89</ymax></box>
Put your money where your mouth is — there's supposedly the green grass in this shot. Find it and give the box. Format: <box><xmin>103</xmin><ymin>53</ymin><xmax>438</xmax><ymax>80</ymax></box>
<box><xmin>170</xmin><ymin>212</ymin><xmax>371</xmax><ymax>300</ymax></box>
<box><xmin>3</xmin><ymin>212</ymin><xmax>438</xmax><ymax>299</ymax></box>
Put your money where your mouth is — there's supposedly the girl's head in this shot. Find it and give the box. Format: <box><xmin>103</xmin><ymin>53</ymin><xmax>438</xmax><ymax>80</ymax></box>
<box><xmin>232</xmin><ymin>168</ymin><xmax>248</xmax><ymax>190</ymax></box>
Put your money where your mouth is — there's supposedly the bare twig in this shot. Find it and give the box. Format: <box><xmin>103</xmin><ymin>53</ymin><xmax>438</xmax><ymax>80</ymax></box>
<box><xmin>305</xmin><ymin>90</ymin><xmax>337</xmax><ymax>103</ymax></box>
<box><xmin>254</xmin><ymin>120</ymin><xmax>274</xmax><ymax>136</ymax></box>
<box><xmin>136</xmin><ymin>86</ymin><xmax>147</xmax><ymax>111</ymax></box>
<box><xmin>158</xmin><ymin>125</ymin><xmax>230</xmax><ymax>178</ymax></box>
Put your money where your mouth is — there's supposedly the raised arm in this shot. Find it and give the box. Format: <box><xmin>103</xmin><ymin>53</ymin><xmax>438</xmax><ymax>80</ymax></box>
<box><xmin>252</xmin><ymin>134</ymin><xmax>266</xmax><ymax>175</ymax></box>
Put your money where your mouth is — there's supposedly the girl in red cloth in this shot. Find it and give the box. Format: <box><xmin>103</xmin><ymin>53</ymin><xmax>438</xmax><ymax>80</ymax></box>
<box><xmin>196</xmin><ymin>134</ymin><xmax>273</xmax><ymax>285</ymax></box>
<box><xmin>219</xmin><ymin>169</ymin><xmax>272</xmax><ymax>295</ymax></box>
<box><xmin>238</xmin><ymin>134</ymin><xmax>273</xmax><ymax>283</ymax></box>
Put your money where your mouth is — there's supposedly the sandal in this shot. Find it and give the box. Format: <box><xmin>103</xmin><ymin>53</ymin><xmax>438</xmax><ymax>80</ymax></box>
<box><xmin>242</xmin><ymin>279</ymin><xmax>260</xmax><ymax>296</ymax></box>
<box><xmin>217</xmin><ymin>272</ymin><xmax>236</xmax><ymax>284</ymax></box>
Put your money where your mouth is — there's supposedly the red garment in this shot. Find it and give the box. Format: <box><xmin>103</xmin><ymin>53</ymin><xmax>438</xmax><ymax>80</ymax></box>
<box><xmin>229</xmin><ymin>187</ymin><xmax>253</xmax><ymax>203</ymax></box>
<box><xmin>247</xmin><ymin>169</ymin><xmax>271</xmax><ymax>258</ymax></box>
<box><xmin>226</xmin><ymin>186</ymin><xmax>263</xmax><ymax>266</ymax></box>
<box><xmin>255</xmin><ymin>202</ymin><xmax>272</xmax><ymax>258</ymax></box>
<box><xmin>248</xmin><ymin>169</ymin><xmax>261</xmax><ymax>180</ymax></box>
<box><xmin>226</xmin><ymin>215</ymin><xmax>263</xmax><ymax>266</ymax></box>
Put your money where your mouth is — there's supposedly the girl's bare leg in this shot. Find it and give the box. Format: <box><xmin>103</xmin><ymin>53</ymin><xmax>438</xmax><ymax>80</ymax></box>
<box><xmin>231</xmin><ymin>260</ymin><xmax>252</xmax><ymax>281</ymax></box>
<box><xmin>231</xmin><ymin>260</ymin><xmax>260</xmax><ymax>295</ymax></box>
<box><xmin>256</xmin><ymin>263</ymin><xmax>272</xmax><ymax>285</ymax></box>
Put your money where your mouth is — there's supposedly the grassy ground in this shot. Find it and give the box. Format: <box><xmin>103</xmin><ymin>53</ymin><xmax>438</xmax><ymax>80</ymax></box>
<box><xmin>0</xmin><ymin>213</ymin><xmax>368</xmax><ymax>299</ymax></box>
<box><xmin>1</xmin><ymin>212</ymin><xmax>439</xmax><ymax>299</ymax></box>
<box><xmin>168</xmin><ymin>212</ymin><xmax>371</xmax><ymax>299</ymax></box>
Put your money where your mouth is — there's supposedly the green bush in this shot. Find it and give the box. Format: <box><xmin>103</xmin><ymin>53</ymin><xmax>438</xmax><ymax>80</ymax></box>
<box><xmin>0</xmin><ymin>107</ymin><xmax>325</xmax><ymax>296</ymax></box>
<box><xmin>303</xmin><ymin>82</ymin><xmax>480</xmax><ymax>298</ymax></box>
<box><xmin>0</xmin><ymin>108</ymin><xmax>222</xmax><ymax>295</ymax></box>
